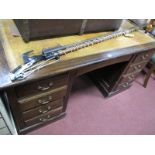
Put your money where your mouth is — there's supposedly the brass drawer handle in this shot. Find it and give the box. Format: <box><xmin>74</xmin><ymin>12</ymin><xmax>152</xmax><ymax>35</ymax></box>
<box><xmin>123</xmin><ymin>83</ymin><xmax>128</xmax><ymax>88</ymax></box>
<box><xmin>134</xmin><ymin>66</ymin><xmax>138</xmax><ymax>71</ymax></box>
<box><xmin>38</xmin><ymin>82</ymin><xmax>53</xmax><ymax>91</ymax></box>
<box><xmin>138</xmin><ymin>64</ymin><xmax>141</xmax><ymax>68</ymax></box>
<box><xmin>39</xmin><ymin>115</ymin><xmax>51</xmax><ymax>122</ymax></box>
<box><xmin>39</xmin><ymin>106</ymin><xmax>51</xmax><ymax>114</ymax></box>
<box><xmin>39</xmin><ymin>100</ymin><xmax>50</xmax><ymax>105</ymax></box>
<box><xmin>38</xmin><ymin>96</ymin><xmax>52</xmax><ymax>105</ymax></box>
<box><xmin>128</xmin><ymin>77</ymin><xmax>132</xmax><ymax>80</ymax></box>
<box><xmin>134</xmin><ymin>64</ymin><xmax>141</xmax><ymax>71</ymax></box>
<box><xmin>128</xmin><ymin>75</ymin><xmax>134</xmax><ymax>80</ymax></box>
<box><xmin>141</xmin><ymin>54</ymin><xmax>149</xmax><ymax>60</ymax></box>
<box><xmin>141</xmin><ymin>56</ymin><xmax>146</xmax><ymax>60</ymax></box>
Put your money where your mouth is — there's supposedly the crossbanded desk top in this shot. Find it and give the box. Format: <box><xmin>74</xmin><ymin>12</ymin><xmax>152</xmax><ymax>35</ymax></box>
<box><xmin>0</xmin><ymin>19</ymin><xmax>155</xmax><ymax>71</ymax></box>
<box><xmin>0</xmin><ymin>19</ymin><xmax>155</xmax><ymax>89</ymax></box>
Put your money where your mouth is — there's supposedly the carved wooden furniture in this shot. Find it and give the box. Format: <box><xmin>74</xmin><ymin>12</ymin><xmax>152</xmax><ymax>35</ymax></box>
<box><xmin>0</xmin><ymin>20</ymin><xmax>155</xmax><ymax>134</ymax></box>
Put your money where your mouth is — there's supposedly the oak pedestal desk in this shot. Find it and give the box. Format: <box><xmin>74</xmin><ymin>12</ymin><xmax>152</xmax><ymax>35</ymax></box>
<box><xmin>0</xmin><ymin>20</ymin><xmax>155</xmax><ymax>134</ymax></box>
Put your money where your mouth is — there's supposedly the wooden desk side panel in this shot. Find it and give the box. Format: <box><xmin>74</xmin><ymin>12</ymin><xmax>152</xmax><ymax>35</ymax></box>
<box><xmin>4</xmin><ymin>88</ymin><xmax>25</xmax><ymax>131</ymax></box>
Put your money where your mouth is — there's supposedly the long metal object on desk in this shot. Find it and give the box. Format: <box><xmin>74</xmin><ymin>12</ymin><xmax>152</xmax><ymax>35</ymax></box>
<box><xmin>9</xmin><ymin>27</ymin><xmax>139</xmax><ymax>81</ymax></box>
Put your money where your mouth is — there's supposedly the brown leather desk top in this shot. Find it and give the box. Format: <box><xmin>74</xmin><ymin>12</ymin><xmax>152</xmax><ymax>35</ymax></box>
<box><xmin>1</xmin><ymin>19</ymin><xmax>155</xmax><ymax>70</ymax></box>
<box><xmin>0</xmin><ymin>19</ymin><xmax>155</xmax><ymax>89</ymax></box>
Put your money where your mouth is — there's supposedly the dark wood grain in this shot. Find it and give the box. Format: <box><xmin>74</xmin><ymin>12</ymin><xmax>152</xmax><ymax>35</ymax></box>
<box><xmin>62</xmin><ymin>70</ymin><xmax>77</xmax><ymax>112</ymax></box>
<box><xmin>22</xmin><ymin>99</ymin><xmax>63</xmax><ymax>120</ymax></box>
<box><xmin>18</xmin><ymin>86</ymin><xmax>67</xmax><ymax>111</ymax></box>
<box><xmin>19</xmin><ymin>112</ymin><xmax>65</xmax><ymax>134</ymax></box>
<box><xmin>15</xmin><ymin>73</ymin><xmax>68</xmax><ymax>99</ymax></box>
<box><xmin>77</xmin><ymin>55</ymin><xmax>131</xmax><ymax>76</ymax></box>
<box><xmin>1</xmin><ymin>27</ymin><xmax>155</xmax><ymax>134</ymax></box>
<box><xmin>24</xmin><ymin>106</ymin><xmax>63</xmax><ymax>127</ymax></box>
<box><xmin>88</xmin><ymin>49</ymin><xmax>155</xmax><ymax>97</ymax></box>
<box><xmin>1</xmin><ymin>42</ymin><xmax>155</xmax><ymax>90</ymax></box>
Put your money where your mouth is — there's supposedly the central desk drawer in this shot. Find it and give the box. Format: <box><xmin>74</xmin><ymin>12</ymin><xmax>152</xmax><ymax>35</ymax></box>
<box><xmin>22</xmin><ymin>99</ymin><xmax>63</xmax><ymax>121</ymax></box>
<box><xmin>24</xmin><ymin>106</ymin><xmax>63</xmax><ymax>127</ymax></box>
<box><xmin>18</xmin><ymin>86</ymin><xmax>67</xmax><ymax>111</ymax></box>
<box><xmin>15</xmin><ymin>73</ymin><xmax>68</xmax><ymax>98</ymax></box>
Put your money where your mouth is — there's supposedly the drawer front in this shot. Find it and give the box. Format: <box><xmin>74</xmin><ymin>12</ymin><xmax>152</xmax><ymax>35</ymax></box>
<box><xmin>16</xmin><ymin>73</ymin><xmax>68</xmax><ymax>98</ymax></box>
<box><xmin>133</xmin><ymin>52</ymin><xmax>152</xmax><ymax>64</ymax></box>
<box><xmin>0</xmin><ymin>118</ymin><xmax>6</xmax><ymax>129</ymax></box>
<box><xmin>114</xmin><ymin>82</ymin><xmax>132</xmax><ymax>91</ymax></box>
<box><xmin>125</xmin><ymin>62</ymin><xmax>147</xmax><ymax>74</ymax></box>
<box><xmin>119</xmin><ymin>72</ymin><xmax>139</xmax><ymax>84</ymax></box>
<box><xmin>22</xmin><ymin>99</ymin><xmax>63</xmax><ymax>121</ymax></box>
<box><xmin>19</xmin><ymin>86</ymin><xmax>67</xmax><ymax>111</ymax></box>
<box><xmin>24</xmin><ymin>106</ymin><xmax>63</xmax><ymax>127</ymax></box>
